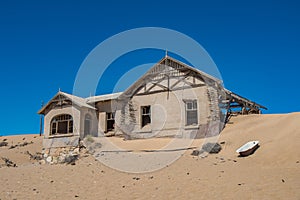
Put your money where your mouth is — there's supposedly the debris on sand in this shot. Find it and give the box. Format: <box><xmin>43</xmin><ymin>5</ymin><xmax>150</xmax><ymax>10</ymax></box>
<box><xmin>19</xmin><ymin>141</ymin><xmax>34</xmax><ymax>147</ymax></box>
<box><xmin>1</xmin><ymin>157</ymin><xmax>17</xmax><ymax>167</ymax></box>
<box><xmin>0</xmin><ymin>141</ymin><xmax>8</xmax><ymax>147</ymax></box>
<box><xmin>9</xmin><ymin>141</ymin><xmax>34</xmax><ymax>149</ymax></box>
<box><xmin>63</xmin><ymin>155</ymin><xmax>78</xmax><ymax>165</ymax></box>
<box><xmin>26</xmin><ymin>151</ymin><xmax>43</xmax><ymax>161</ymax></box>
<box><xmin>191</xmin><ymin>149</ymin><xmax>206</xmax><ymax>156</ymax></box>
<box><xmin>201</xmin><ymin>143</ymin><xmax>222</xmax><ymax>154</ymax></box>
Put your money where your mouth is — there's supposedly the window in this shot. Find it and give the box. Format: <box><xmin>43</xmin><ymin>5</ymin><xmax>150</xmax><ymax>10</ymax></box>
<box><xmin>141</xmin><ymin>106</ymin><xmax>151</xmax><ymax>127</ymax></box>
<box><xmin>106</xmin><ymin>112</ymin><xmax>115</xmax><ymax>132</ymax></box>
<box><xmin>50</xmin><ymin>114</ymin><xmax>73</xmax><ymax>135</ymax></box>
<box><xmin>185</xmin><ymin>100</ymin><xmax>198</xmax><ymax>126</ymax></box>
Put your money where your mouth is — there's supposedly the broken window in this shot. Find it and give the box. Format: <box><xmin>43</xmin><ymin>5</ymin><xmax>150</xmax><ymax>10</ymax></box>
<box><xmin>50</xmin><ymin>114</ymin><xmax>73</xmax><ymax>135</ymax></box>
<box><xmin>141</xmin><ymin>106</ymin><xmax>151</xmax><ymax>128</ymax></box>
<box><xmin>106</xmin><ymin>112</ymin><xmax>115</xmax><ymax>132</ymax></box>
<box><xmin>185</xmin><ymin>100</ymin><xmax>198</xmax><ymax>126</ymax></box>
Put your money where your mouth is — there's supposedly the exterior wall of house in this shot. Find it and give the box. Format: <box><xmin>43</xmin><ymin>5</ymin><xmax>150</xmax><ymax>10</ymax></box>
<box><xmin>113</xmin><ymin>86</ymin><xmax>213</xmax><ymax>138</ymax></box>
<box><xmin>43</xmin><ymin>105</ymin><xmax>81</xmax><ymax>148</ymax></box>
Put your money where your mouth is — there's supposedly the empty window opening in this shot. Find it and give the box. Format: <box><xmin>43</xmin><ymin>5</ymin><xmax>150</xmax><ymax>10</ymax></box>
<box><xmin>141</xmin><ymin>106</ymin><xmax>151</xmax><ymax>127</ymax></box>
<box><xmin>106</xmin><ymin>112</ymin><xmax>115</xmax><ymax>132</ymax></box>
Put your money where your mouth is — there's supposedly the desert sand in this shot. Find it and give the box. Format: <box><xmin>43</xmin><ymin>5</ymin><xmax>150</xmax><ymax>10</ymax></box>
<box><xmin>0</xmin><ymin>113</ymin><xmax>299</xmax><ymax>200</ymax></box>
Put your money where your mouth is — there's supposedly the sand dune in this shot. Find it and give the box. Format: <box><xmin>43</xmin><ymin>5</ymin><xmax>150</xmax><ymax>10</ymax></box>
<box><xmin>0</xmin><ymin>113</ymin><xmax>299</xmax><ymax>200</ymax></box>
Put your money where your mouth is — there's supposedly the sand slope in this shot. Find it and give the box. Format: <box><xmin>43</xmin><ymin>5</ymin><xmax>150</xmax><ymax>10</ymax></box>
<box><xmin>0</xmin><ymin>113</ymin><xmax>299</xmax><ymax>200</ymax></box>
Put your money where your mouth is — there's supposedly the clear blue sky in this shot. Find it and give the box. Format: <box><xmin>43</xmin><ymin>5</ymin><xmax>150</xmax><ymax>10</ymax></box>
<box><xmin>0</xmin><ymin>0</ymin><xmax>299</xmax><ymax>135</ymax></box>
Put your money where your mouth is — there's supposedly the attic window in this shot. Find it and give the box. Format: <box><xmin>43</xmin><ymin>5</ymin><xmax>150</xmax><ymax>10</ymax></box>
<box><xmin>185</xmin><ymin>100</ymin><xmax>198</xmax><ymax>126</ymax></box>
<box><xmin>50</xmin><ymin>114</ymin><xmax>73</xmax><ymax>135</ymax></box>
<box><xmin>141</xmin><ymin>106</ymin><xmax>151</xmax><ymax>128</ymax></box>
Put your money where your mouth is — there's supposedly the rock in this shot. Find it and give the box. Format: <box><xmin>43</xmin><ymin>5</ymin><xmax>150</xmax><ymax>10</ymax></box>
<box><xmin>52</xmin><ymin>157</ymin><xmax>58</xmax><ymax>164</ymax></box>
<box><xmin>46</xmin><ymin>156</ymin><xmax>52</xmax><ymax>163</ymax></box>
<box><xmin>43</xmin><ymin>149</ymin><xmax>50</xmax><ymax>155</ymax></box>
<box><xmin>202</xmin><ymin>143</ymin><xmax>222</xmax><ymax>154</ymax></box>
<box><xmin>63</xmin><ymin>155</ymin><xmax>78</xmax><ymax>165</ymax></box>
<box><xmin>39</xmin><ymin>160</ymin><xmax>46</xmax><ymax>165</ymax></box>
<box><xmin>73</xmin><ymin>147</ymin><xmax>80</xmax><ymax>154</ymax></box>
<box><xmin>191</xmin><ymin>150</ymin><xmax>200</xmax><ymax>156</ymax></box>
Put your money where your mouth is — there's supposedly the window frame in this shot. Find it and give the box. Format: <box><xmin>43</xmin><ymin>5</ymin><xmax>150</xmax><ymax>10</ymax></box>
<box><xmin>50</xmin><ymin>114</ymin><xmax>73</xmax><ymax>135</ymax></box>
<box><xmin>141</xmin><ymin>105</ymin><xmax>151</xmax><ymax>128</ymax></box>
<box><xmin>185</xmin><ymin>100</ymin><xmax>198</xmax><ymax>126</ymax></box>
<box><xmin>106</xmin><ymin>112</ymin><xmax>115</xmax><ymax>132</ymax></box>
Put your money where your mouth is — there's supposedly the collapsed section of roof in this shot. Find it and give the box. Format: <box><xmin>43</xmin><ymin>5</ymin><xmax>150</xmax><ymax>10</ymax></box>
<box><xmin>225</xmin><ymin>89</ymin><xmax>267</xmax><ymax>114</ymax></box>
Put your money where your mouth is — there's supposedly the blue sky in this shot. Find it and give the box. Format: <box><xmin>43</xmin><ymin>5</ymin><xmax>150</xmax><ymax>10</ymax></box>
<box><xmin>0</xmin><ymin>0</ymin><xmax>299</xmax><ymax>135</ymax></box>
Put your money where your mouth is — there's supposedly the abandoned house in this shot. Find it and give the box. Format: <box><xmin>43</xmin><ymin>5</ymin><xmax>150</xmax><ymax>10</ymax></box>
<box><xmin>38</xmin><ymin>55</ymin><xmax>266</xmax><ymax>148</ymax></box>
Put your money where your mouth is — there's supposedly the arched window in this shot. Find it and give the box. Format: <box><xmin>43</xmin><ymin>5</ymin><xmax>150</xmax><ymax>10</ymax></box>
<box><xmin>50</xmin><ymin>114</ymin><xmax>73</xmax><ymax>135</ymax></box>
<box><xmin>84</xmin><ymin>114</ymin><xmax>91</xmax><ymax>136</ymax></box>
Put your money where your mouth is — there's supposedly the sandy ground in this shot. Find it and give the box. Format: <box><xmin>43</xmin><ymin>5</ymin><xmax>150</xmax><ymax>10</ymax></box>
<box><xmin>0</xmin><ymin>113</ymin><xmax>299</xmax><ymax>200</ymax></box>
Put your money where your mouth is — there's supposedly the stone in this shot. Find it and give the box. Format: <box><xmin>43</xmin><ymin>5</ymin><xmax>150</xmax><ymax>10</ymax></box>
<box><xmin>73</xmin><ymin>148</ymin><xmax>80</xmax><ymax>154</ymax></box>
<box><xmin>39</xmin><ymin>160</ymin><xmax>46</xmax><ymax>165</ymax></box>
<box><xmin>202</xmin><ymin>143</ymin><xmax>222</xmax><ymax>154</ymax></box>
<box><xmin>191</xmin><ymin>150</ymin><xmax>200</xmax><ymax>156</ymax></box>
<box><xmin>46</xmin><ymin>156</ymin><xmax>52</xmax><ymax>163</ymax></box>
<box><xmin>52</xmin><ymin>157</ymin><xmax>58</xmax><ymax>164</ymax></box>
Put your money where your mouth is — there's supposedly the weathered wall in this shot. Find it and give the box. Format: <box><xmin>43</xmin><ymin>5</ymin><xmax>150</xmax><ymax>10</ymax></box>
<box><xmin>115</xmin><ymin>86</ymin><xmax>212</xmax><ymax>138</ymax></box>
<box><xmin>43</xmin><ymin>105</ymin><xmax>81</xmax><ymax>138</ymax></box>
<box><xmin>43</xmin><ymin>105</ymin><xmax>81</xmax><ymax>149</ymax></box>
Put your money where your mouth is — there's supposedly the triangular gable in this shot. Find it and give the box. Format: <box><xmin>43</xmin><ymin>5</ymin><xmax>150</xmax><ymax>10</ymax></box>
<box><xmin>119</xmin><ymin>56</ymin><xmax>220</xmax><ymax>99</ymax></box>
<box><xmin>38</xmin><ymin>91</ymin><xmax>95</xmax><ymax>115</ymax></box>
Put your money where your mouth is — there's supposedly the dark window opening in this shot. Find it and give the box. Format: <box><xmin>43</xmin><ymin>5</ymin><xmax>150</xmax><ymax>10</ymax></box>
<box><xmin>186</xmin><ymin>100</ymin><xmax>198</xmax><ymax>126</ymax></box>
<box><xmin>106</xmin><ymin>112</ymin><xmax>115</xmax><ymax>132</ymax></box>
<box><xmin>50</xmin><ymin>114</ymin><xmax>73</xmax><ymax>135</ymax></box>
<box><xmin>141</xmin><ymin>106</ymin><xmax>151</xmax><ymax>128</ymax></box>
